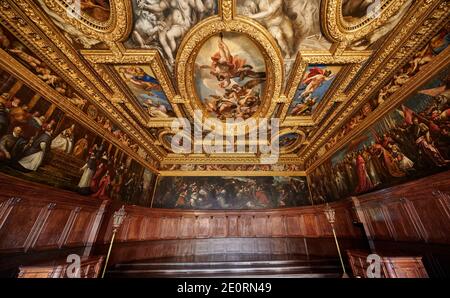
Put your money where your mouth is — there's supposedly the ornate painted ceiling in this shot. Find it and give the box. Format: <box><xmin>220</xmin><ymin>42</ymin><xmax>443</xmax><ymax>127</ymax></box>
<box><xmin>0</xmin><ymin>0</ymin><xmax>449</xmax><ymax>176</ymax></box>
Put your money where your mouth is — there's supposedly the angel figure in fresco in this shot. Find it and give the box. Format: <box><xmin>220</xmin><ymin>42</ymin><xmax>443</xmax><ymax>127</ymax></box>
<box><xmin>300</xmin><ymin>67</ymin><xmax>334</xmax><ymax>99</ymax></box>
<box><xmin>8</xmin><ymin>43</ymin><xmax>41</xmax><ymax>69</ymax></box>
<box><xmin>118</xmin><ymin>67</ymin><xmax>162</xmax><ymax>92</ymax></box>
<box><xmin>240</xmin><ymin>0</ymin><xmax>295</xmax><ymax>59</ymax></box>
<box><xmin>290</xmin><ymin>95</ymin><xmax>317</xmax><ymax>116</ymax></box>
<box><xmin>205</xmin><ymin>79</ymin><xmax>264</xmax><ymax>120</ymax></box>
<box><xmin>200</xmin><ymin>34</ymin><xmax>266</xmax><ymax>88</ymax></box>
<box><xmin>132</xmin><ymin>4</ymin><xmax>164</xmax><ymax>48</ymax></box>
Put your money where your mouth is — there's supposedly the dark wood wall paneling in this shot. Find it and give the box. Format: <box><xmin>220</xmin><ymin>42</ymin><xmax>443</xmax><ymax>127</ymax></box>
<box><xmin>97</xmin><ymin>200</ymin><xmax>361</xmax><ymax>244</ymax></box>
<box><xmin>0</xmin><ymin>174</ymin><xmax>108</xmax><ymax>276</ymax></box>
<box><xmin>352</xmin><ymin>170</ymin><xmax>450</xmax><ymax>245</ymax></box>
<box><xmin>350</xmin><ymin>170</ymin><xmax>450</xmax><ymax>277</ymax></box>
<box><xmin>1</xmin><ymin>171</ymin><xmax>450</xmax><ymax>276</ymax></box>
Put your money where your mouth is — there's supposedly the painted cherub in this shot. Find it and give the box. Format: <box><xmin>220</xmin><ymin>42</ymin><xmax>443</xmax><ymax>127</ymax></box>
<box><xmin>8</xmin><ymin>43</ymin><xmax>41</xmax><ymax>68</ymax></box>
<box><xmin>36</xmin><ymin>66</ymin><xmax>60</xmax><ymax>86</ymax></box>
<box><xmin>0</xmin><ymin>27</ymin><xmax>11</xmax><ymax>49</ymax></box>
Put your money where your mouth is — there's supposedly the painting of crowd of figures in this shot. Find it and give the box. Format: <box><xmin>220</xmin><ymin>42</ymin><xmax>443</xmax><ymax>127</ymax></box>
<box><xmin>309</xmin><ymin>67</ymin><xmax>450</xmax><ymax>204</ymax></box>
<box><xmin>153</xmin><ymin>176</ymin><xmax>311</xmax><ymax>210</ymax></box>
<box><xmin>0</xmin><ymin>69</ymin><xmax>155</xmax><ymax>207</ymax></box>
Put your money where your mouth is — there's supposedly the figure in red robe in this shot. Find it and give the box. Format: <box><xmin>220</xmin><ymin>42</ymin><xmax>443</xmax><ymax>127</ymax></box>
<box><xmin>90</xmin><ymin>159</ymin><xmax>107</xmax><ymax>193</ymax></box>
<box><xmin>354</xmin><ymin>154</ymin><xmax>374</xmax><ymax>194</ymax></box>
<box><xmin>92</xmin><ymin>170</ymin><xmax>111</xmax><ymax>199</ymax></box>
<box><xmin>255</xmin><ymin>186</ymin><xmax>270</xmax><ymax>206</ymax></box>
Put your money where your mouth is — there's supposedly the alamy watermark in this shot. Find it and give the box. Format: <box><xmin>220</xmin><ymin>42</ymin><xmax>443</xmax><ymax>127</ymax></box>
<box><xmin>366</xmin><ymin>254</ymin><xmax>382</xmax><ymax>278</ymax></box>
<box><xmin>66</xmin><ymin>254</ymin><xmax>81</xmax><ymax>278</ymax></box>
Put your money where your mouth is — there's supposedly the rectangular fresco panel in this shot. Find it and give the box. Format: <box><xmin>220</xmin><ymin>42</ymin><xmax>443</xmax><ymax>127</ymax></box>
<box><xmin>288</xmin><ymin>64</ymin><xmax>342</xmax><ymax>116</ymax></box>
<box><xmin>309</xmin><ymin>67</ymin><xmax>450</xmax><ymax>203</ymax></box>
<box><xmin>153</xmin><ymin>176</ymin><xmax>311</xmax><ymax>210</ymax></box>
<box><xmin>115</xmin><ymin>65</ymin><xmax>175</xmax><ymax>118</ymax></box>
<box><xmin>237</xmin><ymin>0</ymin><xmax>331</xmax><ymax>56</ymax></box>
<box><xmin>125</xmin><ymin>0</ymin><xmax>218</xmax><ymax>65</ymax></box>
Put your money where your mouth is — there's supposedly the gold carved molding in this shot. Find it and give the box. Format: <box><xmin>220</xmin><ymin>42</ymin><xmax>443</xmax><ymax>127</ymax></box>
<box><xmin>320</xmin><ymin>0</ymin><xmax>411</xmax><ymax>43</ymax></box>
<box><xmin>83</xmin><ymin>49</ymin><xmax>184</xmax><ymax>126</ymax></box>
<box><xmin>39</xmin><ymin>0</ymin><xmax>132</xmax><ymax>42</ymax></box>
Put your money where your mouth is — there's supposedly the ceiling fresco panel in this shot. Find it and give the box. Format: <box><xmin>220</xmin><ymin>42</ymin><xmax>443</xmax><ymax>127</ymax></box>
<box><xmin>287</xmin><ymin>64</ymin><xmax>343</xmax><ymax>117</ymax></box>
<box><xmin>114</xmin><ymin>65</ymin><xmax>176</xmax><ymax>118</ymax></box>
<box><xmin>125</xmin><ymin>0</ymin><xmax>219</xmax><ymax>66</ymax></box>
<box><xmin>237</xmin><ymin>0</ymin><xmax>332</xmax><ymax>56</ymax></box>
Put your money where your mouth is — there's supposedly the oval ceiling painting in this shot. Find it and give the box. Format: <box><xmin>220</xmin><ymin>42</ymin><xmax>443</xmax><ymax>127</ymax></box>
<box><xmin>194</xmin><ymin>32</ymin><xmax>267</xmax><ymax>121</ymax></box>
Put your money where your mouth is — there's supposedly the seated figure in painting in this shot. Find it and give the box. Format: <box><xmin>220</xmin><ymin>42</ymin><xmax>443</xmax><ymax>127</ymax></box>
<box><xmin>17</xmin><ymin>125</ymin><xmax>53</xmax><ymax>172</ymax></box>
<box><xmin>0</xmin><ymin>126</ymin><xmax>26</xmax><ymax>162</ymax></box>
<box><xmin>51</xmin><ymin>124</ymin><xmax>75</xmax><ymax>154</ymax></box>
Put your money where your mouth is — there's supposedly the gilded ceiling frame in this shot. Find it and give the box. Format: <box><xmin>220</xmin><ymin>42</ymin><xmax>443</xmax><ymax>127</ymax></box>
<box><xmin>175</xmin><ymin>14</ymin><xmax>284</xmax><ymax>127</ymax></box>
<box><xmin>39</xmin><ymin>0</ymin><xmax>133</xmax><ymax>42</ymax></box>
<box><xmin>272</xmin><ymin>128</ymin><xmax>306</xmax><ymax>155</ymax></box>
<box><xmin>320</xmin><ymin>0</ymin><xmax>411</xmax><ymax>46</ymax></box>
<box><xmin>1</xmin><ymin>0</ymin><xmax>448</xmax><ymax>172</ymax></box>
<box><xmin>82</xmin><ymin>49</ymin><xmax>184</xmax><ymax>126</ymax></box>
<box><xmin>281</xmin><ymin>51</ymin><xmax>371</xmax><ymax>125</ymax></box>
